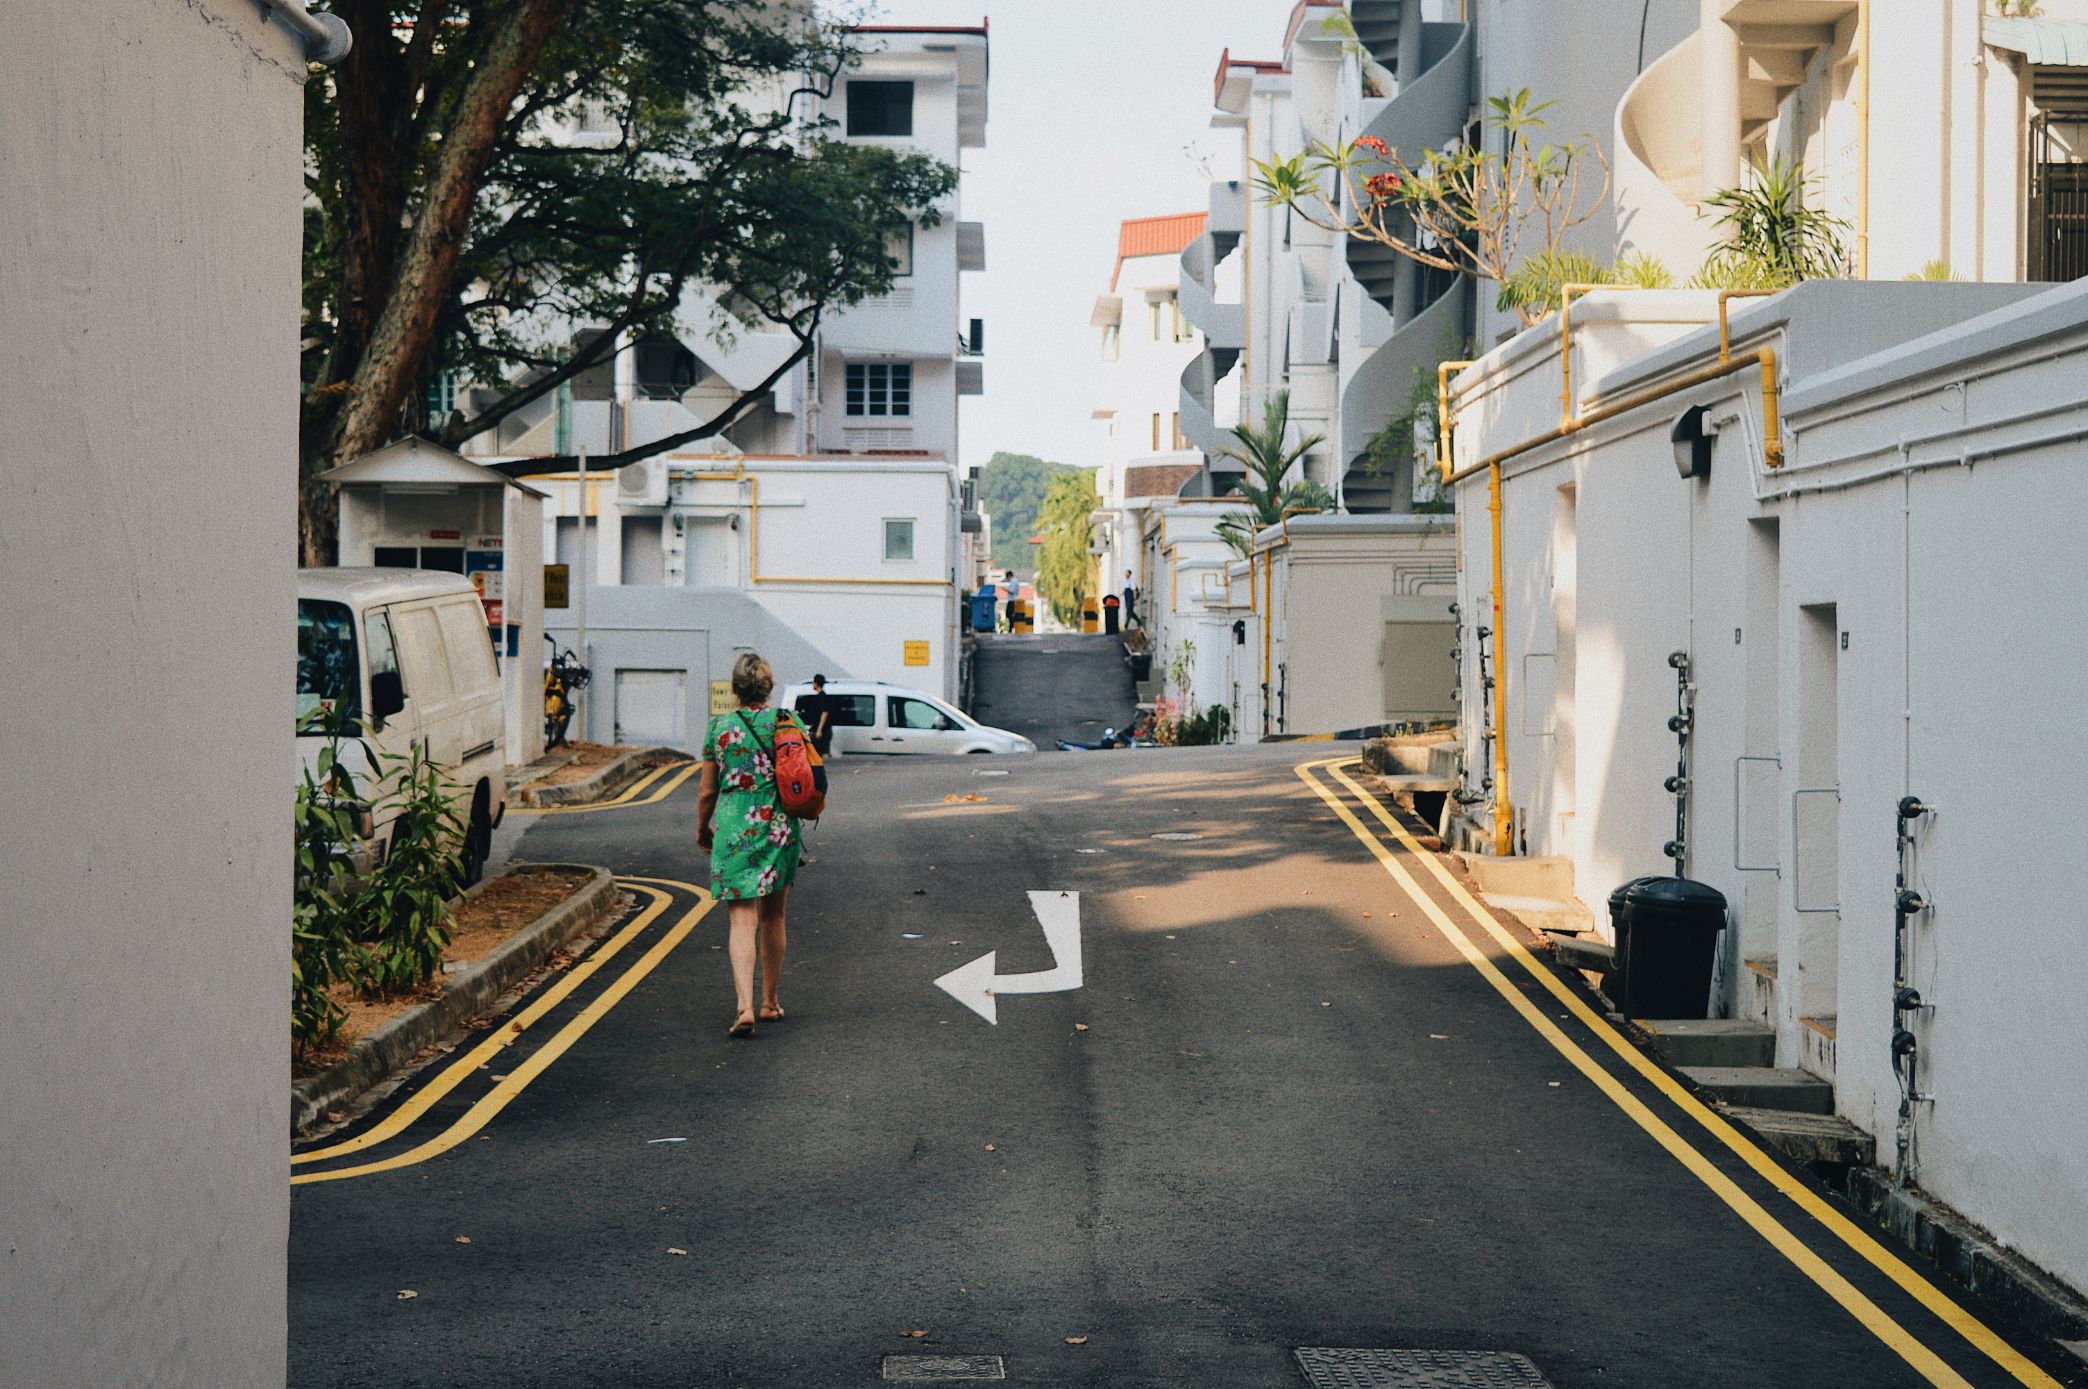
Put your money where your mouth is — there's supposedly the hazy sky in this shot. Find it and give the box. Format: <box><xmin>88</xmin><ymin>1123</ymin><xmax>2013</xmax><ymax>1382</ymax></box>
<box><xmin>867</xmin><ymin>0</ymin><xmax>1292</xmax><ymax>473</ymax></box>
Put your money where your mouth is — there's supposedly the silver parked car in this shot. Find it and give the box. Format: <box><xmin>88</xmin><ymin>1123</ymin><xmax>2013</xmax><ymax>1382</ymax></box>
<box><xmin>780</xmin><ymin>680</ymin><xmax>1034</xmax><ymax>755</ymax></box>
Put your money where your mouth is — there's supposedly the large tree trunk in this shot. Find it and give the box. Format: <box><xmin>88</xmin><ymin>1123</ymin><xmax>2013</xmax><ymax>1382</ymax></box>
<box><xmin>305</xmin><ymin>0</ymin><xmax>576</xmax><ymax>560</ymax></box>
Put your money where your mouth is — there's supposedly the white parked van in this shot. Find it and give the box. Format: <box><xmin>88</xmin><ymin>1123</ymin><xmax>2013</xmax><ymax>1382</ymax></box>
<box><xmin>779</xmin><ymin>679</ymin><xmax>1034</xmax><ymax>756</ymax></box>
<box><xmin>297</xmin><ymin>568</ymin><xmax>508</xmax><ymax>882</ymax></box>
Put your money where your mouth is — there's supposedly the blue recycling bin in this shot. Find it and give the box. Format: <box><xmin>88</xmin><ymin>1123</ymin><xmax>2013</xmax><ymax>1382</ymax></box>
<box><xmin>970</xmin><ymin>590</ymin><xmax>998</xmax><ymax>633</ymax></box>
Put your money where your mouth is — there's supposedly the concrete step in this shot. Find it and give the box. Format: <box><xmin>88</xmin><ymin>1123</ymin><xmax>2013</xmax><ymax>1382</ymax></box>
<box><xmin>1545</xmin><ymin>929</ymin><xmax>1614</xmax><ymax>973</ymax></box>
<box><xmin>1376</xmin><ymin>773</ymin><xmax>1456</xmax><ymax>794</ymax></box>
<box><xmin>1486</xmin><ymin>893</ymin><xmax>1593</xmax><ymax>937</ymax></box>
<box><xmin>1461</xmin><ymin>853</ymin><xmax>1575</xmax><ymax>902</ymax></box>
<box><xmin>1677</xmin><ymin>1065</ymin><xmax>1834</xmax><ymax>1115</ymax></box>
<box><xmin>1640</xmin><ymin>1018</ymin><xmax>1775</xmax><ymax>1069</ymax></box>
<box><xmin>1800</xmin><ymin>1015</ymin><xmax>1837</xmax><ymax>1081</ymax></box>
<box><xmin>1725</xmin><ymin>1106</ymin><xmax>1876</xmax><ymax>1168</ymax></box>
<box><xmin>1742</xmin><ymin>958</ymin><xmax>1778</xmax><ymax>1029</ymax></box>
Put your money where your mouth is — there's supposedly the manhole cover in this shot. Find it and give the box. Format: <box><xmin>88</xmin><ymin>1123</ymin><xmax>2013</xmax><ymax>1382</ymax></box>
<box><xmin>882</xmin><ymin>1354</ymin><xmax>1006</xmax><ymax>1381</ymax></box>
<box><xmin>1293</xmin><ymin>1348</ymin><xmax>1554</xmax><ymax>1389</ymax></box>
<box><xmin>1151</xmin><ymin>831</ymin><xmax>1204</xmax><ymax>841</ymax></box>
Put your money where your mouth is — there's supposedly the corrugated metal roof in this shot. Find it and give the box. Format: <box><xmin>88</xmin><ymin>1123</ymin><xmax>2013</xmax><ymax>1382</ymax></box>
<box><xmin>1110</xmin><ymin>212</ymin><xmax>1208</xmax><ymax>290</ymax></box>
<box><xmin>1985</xmin><ymin>16</ymin><xmax>2088</xmax><ymax>66</ymax></box>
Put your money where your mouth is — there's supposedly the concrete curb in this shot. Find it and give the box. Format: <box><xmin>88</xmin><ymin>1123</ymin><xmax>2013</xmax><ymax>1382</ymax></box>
<box><xmin>520</xmin><ymin>746</ymin><xmax>681</xmax><ymax>807</ymax></box>
<box><xmin>291</xmin><ymin>862</ymin><xmax>618</xmax><ymax>1134</ymax></box>
<box><xmin>1842</xmin><ymin>1166</ymin><xmax>2088</xmax><ymax>1340</ymax></box>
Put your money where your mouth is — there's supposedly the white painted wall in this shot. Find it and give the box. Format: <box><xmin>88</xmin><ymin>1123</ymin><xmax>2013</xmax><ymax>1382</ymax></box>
<box><xmin>0</xmin><ymin>1</ymin><xmax>300</xmax><ymax>1383</ymax></box>
<box><xmin>1265</xmin><ymin>515</ymin><xmax>1459</xmax><ymax>735</ymax></box>
<box><xmin>1448</xmin><ymin>278</ymin><xmax>2088</xmax><ymax>1297</ymax></box>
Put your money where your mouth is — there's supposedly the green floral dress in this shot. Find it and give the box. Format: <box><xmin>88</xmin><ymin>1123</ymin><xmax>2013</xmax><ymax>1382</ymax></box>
<box><xmin>702</xmin><ymin>707</ymin><xmax>804</xmax><ymax>901</ymax></box>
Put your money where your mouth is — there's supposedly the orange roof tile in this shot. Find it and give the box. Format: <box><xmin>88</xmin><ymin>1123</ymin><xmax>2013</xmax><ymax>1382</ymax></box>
<box><xmin>1110</xmin><ymin>212</ymin><xmax>1209</xmax><ymax>290</ymax></box>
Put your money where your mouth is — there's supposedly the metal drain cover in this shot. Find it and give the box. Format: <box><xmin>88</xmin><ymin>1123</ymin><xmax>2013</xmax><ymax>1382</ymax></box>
<box><xmin>1294</xmin><ymin>1348</ymin><xmax>1554</xmax><ymax>1389</ymax></box>
<box><xmin>882</xmin><ymin>1353</ymin><xmax>1006</xmax><ymax>1381</ymax></box>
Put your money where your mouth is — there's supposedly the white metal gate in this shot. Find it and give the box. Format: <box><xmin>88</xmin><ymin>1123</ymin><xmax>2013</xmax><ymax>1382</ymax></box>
<box><xmin>614</xmin><ymin>668</ymin><xmax>686</xmax><ymax>746</ymax></box>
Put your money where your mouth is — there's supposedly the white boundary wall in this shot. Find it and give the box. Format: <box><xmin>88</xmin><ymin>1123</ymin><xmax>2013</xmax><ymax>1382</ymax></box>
<box><xmin>1447</xmin><ymin>280</ymin><xmax>2088</xmax><ymax>1296</ymax></box>
<box><xmin>0</xmin><ymin>1</ymin><xmax>301</xmax><ymax>1382</ymax></box>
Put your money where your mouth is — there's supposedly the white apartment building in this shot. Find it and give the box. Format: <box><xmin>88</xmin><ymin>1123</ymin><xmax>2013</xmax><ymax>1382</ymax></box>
<box><xmin>1620</xmin><ymin>0</ymin><xmax>2088</xmax><ymax>286</ymax></box>
<box><xmin>472</xmin><ymin>22</ymin><xmax>989</xmax><ymax>744</ymax></box>
<box><xmin>1090</xmin><ymin>213</ymin><xmax>1209</xmax><ymax>611</ymax></box>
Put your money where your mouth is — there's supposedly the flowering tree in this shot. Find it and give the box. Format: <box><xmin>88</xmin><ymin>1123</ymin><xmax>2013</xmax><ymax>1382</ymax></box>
<box><xmin>1253</xmin><ymin>89</ymin><xmax>1608</xmax><ymax>327</ymax></box>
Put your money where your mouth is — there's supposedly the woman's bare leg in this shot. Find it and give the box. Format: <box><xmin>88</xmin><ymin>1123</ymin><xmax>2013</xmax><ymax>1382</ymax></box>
<box><xmin>757</xmin><ymin>885</ymin><xmax>790</xmax><ymax>1018</ymax></box>
<box><xmin>727</xmin><ymin>900</ymin><xmax>761</xmax><ymax>1031</ymax></box>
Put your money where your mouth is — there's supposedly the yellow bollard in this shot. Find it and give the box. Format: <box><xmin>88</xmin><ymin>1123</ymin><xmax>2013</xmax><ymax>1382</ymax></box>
<box><xmin>1080</xmin><ymin>595</ymin><xmax>1099</xmax><ymax>633</ymax></box>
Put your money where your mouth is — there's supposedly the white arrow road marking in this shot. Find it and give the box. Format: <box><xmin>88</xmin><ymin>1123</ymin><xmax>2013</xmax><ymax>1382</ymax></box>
<box><xmin>934</xmin><ymin>891</ymin><xmax>1082</xmax><ymax>1025</ymax></box>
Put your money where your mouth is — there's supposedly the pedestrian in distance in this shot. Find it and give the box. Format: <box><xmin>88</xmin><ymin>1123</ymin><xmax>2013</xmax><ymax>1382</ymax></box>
<box><xmin>1123</xmin><ymin>569</ymin><xmax>1141</xmax><ymax>628</ymax></box>
<box><xmin>802</xmin><ymin>672</ymin><xmax>836</xmax><ymax>759</ymax></box>
<box><xmin>696</xmin><ymin>651</ymin><xmax>804</xmax><ymax>1037</ymax></box>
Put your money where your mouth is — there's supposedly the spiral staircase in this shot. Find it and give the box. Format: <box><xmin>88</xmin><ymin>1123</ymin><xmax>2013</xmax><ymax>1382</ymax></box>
<box><xmin>1178</xmin><ymin>179</ymin><xmax>1246</xmax><ymax>472</ymax></box>
<box><xmin>1337</xmin><ymin>7</ymin><xmax>1473</xmax><ymax>512</ymax></box>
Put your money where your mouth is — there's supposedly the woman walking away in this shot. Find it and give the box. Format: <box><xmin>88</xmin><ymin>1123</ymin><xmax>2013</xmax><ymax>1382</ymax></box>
<box><xmin>697</xmin><ymin>652</ymin><xmax>804</xmax><ymax>1037</ymax></box>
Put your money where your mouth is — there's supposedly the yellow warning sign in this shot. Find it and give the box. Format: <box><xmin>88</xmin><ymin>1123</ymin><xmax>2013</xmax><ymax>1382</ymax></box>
<box><xmin>709</xmin><ymin>679</ymin><xmax>737</xmax><ymax>716</ymax></box>
<box><xmin>543</xmin><ymin>563</ymin><xmax>570</xmax><ymax>609</ymax></box>
<box><xmin>903</xmin><ymin>640</ymin><xmax>931</xmax><ymax>667</ymax></box>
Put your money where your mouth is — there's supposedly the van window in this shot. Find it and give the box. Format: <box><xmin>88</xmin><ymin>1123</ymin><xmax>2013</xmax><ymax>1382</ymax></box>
<box><xmin>366</xmin><ymin>609</ymin><xmax>401</xmax><ymax>687</ymax></box>
<box><xmin>391</xmin><ymin>606</ymin><xmax>453</xmax><ymax>703</ymax></box>
<box><xmin>297</xmin><ymin>599</ymin><xmax>359</xmax><ymax>733</ymax></box>
<box><xmin>820</xmin><ymin>693</ymin><xmax>875</xmax><ymax>727</ymax></box>
<box><xmin>435</xmin><ymin>599</ymin><xmax>497</xmax><ymax>688</ymax></box>
<box><xmin>890</xmin><ymin>696</ymin><xmax>955</xmax><ymax>732</ymax></box>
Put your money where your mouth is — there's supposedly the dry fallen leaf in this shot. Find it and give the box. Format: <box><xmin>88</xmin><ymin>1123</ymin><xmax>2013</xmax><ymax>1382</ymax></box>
<box><xmin>1321</xmin><ymin>1001</ymin><xmax>1332</xmax><ymax>1008</ymax></box>
<box><xmin>902</xmin><ymin>1330</ymin><xmax>929</xmax><ymax>1339</ymax></box>
<box><xmin>397</xmin><ymin>1290</ymin><xmax>418</xmax><ymax>1300</ymax></box>
<box><xmin>325</xmin><ymin>1110</ymin><xmax>346</xmax><ymax>1123</ymax></box>
<box><xmin>454</xmin><ymin>1236</ymin><xmax>471</xmax><ymax>1245</ymax></box>
<box><xmin>984</xmin><ymin>1144</ymin><xmax>996</xmax><ymax>1152</ymax></box>
<box><xmin>1074</xmin><ymin>1023</ymin><xmax>1089</xmax><ymax>1032</ymax></box>
<box><xmin>509</xmin><ymin>1022</ymin><xmax>524</xmax><ymax>1034</ymax></box>
<box><xmin>667</xmin><ymin>1248</ymin><xmax>688</xmax><ymax>1256</ymax></box>
<box><xmin>1065</xmin><ymin>1335</ymin><xmax>1089</xmax><ymax>1345</ymax></box>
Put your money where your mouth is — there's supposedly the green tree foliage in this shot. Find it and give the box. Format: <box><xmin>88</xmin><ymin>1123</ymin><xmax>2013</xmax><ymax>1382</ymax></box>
<box><xmin>1258</xmin><ymin>89</ymin><xmax>1610</xmax><ymax>327</ymax></box>
<box><xmin>978</xmin><ymin>451</ymin><xmax>1080</xmax><ymax>577</ymax></box>
<box><xmin>298</xmin><ymin>0</ymin><xmax>957</xmax><ymax>560</ymax></box>
<box><xmin>1210</xmin><ymin>392</ymin><xmax>1332</xmax><ymax>558</ymax></box>
<box><xmin>1694</xmin><ymin>155</ymin><xmax>1848</xmax><ymax>290</ymax></box>
<box><xmin>1033</xmin><ymin>470</ymin><xmax>1101</xmax><ymax>627</ymax></box>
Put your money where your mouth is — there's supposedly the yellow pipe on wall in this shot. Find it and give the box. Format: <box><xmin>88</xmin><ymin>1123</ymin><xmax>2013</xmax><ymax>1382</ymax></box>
<box><xmin>1857</xmin><ymin>0</ymin><xmax>1871</xmax><ymax>279</ymax></box>
<box><xmin>1447</xmin><ymin>335</ymin><xmax>1787</xmax><ymax>857</ymax></box>
<box><xmin>1715</xmin><ymin>288</ymin><xmax>1778</xmax><ymax>362</ymax></box>
<box><xmin>1437</xmin><ymin>359</ymin><xmax>1474</xmax><ymax>480</ymax></box>
<box><xmin>1262</xmin><ymin>546</ymin><xmax>1275</xmax><ymax>735</ymax></box>
<box><xmin>1558</xmin><ymin>283</ymin><xmax>1650</xmax><ymax>429</ymax></box>
<box><xmin>1486</xmin><ymin>460</ymin><xmax>1512</xmax><ymax>855</ymax></box>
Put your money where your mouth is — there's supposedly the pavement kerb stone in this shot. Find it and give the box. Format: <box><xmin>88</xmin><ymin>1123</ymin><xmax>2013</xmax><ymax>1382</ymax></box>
<box><xmin>291</xmin><ymin>862</ymin><xmax>617</xmax><ymax>1135</ymax></box>
<box><xmin>519</xmin><ymin>745</ymin><xmax>682</xmax><ymax>807</ymax></box>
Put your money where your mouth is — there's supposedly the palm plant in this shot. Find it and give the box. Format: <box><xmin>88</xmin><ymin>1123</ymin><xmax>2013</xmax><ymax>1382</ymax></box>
<box><xmin>1696</xmin><ymin>155</ymin><xmax>1849</xmax><ymax>289</ymax></box>
<box><xmin>1212</xmin><ymin>392</ymin><xmax>1332</xmax><ymax>558</ymax></box>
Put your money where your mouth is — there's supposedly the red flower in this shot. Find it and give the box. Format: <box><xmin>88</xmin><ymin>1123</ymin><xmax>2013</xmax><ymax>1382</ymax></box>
<box><xmin>1355</xmin><ymin>135</ymin><xmax>1389</xmax><ymax>158</ymax></box>
<box><xmin>1365</xmin><ymin>172</ymin><xmax>1403</xmax><ymax>201</ymax></box>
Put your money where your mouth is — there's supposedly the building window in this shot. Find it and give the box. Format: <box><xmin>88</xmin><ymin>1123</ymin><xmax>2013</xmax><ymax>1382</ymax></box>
<box><xmin>845</xmin><ymin>362</ymin><xmax>912</xmax><ymax>417</ymax></box>
<box><xmin>1173</xmin><ymin>301</ymin><xmax>1194</xmax><ymax>343</ymax></box>
<box><xmin>1149</xmin><ymin>299</ymin><xmax>1164</xmax><ymax>341</ymax></box>
<box><xmin>425</xmin><ymin>370</ymin><xmax>457</xmax><ymax>422</ymax></box>
<box><xmin>884</xmin><ymin>518</ymin><xmax>916</xmax><ymax>561</ymax></box>
<box><xmin>885</xmin><ymin>224</ymin><xmax>914</xmax><ymax>277</ymax></box>
<box><xmin>1172</xmin><ymin>412</ymin><xmax>1185</xmax><ymax>450</ymax></box>
<box><xmin>1150</xmin><ymin>413</ymin><xmax>1162</xmax><ymax>451</ymax></box>
<box><xmin>1101</xmin><ymin>324</ymin><xmax>1120</xmax><ymax>362</ymax></box>
<box><xmin>846</xmin><ymin>80</ymin><xmax>914</xmax><ymax>137</ymax></box>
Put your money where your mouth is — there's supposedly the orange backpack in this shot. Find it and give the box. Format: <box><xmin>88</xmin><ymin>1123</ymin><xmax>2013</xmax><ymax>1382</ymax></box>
<box><xmin>741</xmin><ymin>710</ymin><xmax>826</xmax><ymax>820</ymax></box>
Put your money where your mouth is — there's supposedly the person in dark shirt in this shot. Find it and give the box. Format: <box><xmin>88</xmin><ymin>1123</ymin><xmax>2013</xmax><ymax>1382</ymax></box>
<box><xmin>1123</xmin><ymin>569</ymin><xmax>1141</xmax><ymax>628</ymax></box>
<box><xmin>801</xmin><ymin>673</ymin><xmax>836</xmax><ymax>758</ymax></box>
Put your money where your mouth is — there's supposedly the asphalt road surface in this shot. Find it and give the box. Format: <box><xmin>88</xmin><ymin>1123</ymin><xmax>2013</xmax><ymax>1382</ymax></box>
<box><xmin>970</xmin><ymin>632</ymin><xmax>1138</xmax><ymax>747</ymax></box>
<box><xmin>290</xmin><ymin>743</ymin><xmax>2081</xmax><ymax>1389</ymax></box>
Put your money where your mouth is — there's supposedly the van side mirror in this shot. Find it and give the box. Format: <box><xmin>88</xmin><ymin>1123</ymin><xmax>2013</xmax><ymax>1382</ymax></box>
<box><xmin>370</xmin><ymin>669</ymin><xmax>406</xmax><ymax>725</ymax></box>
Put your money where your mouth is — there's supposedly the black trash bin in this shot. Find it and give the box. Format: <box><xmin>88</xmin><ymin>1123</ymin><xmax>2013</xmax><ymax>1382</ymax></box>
<box><xmin>1611</xmin><ymin>875</ymin><xmax>1727</xmax><ymax>1018</ymax></box>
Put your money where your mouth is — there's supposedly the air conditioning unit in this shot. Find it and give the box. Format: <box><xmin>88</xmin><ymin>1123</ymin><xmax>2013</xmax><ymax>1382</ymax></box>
<box><xmin>617</xmin><ymin>457</ymin><xmax>667</xmax><ymax>507</ymax></box>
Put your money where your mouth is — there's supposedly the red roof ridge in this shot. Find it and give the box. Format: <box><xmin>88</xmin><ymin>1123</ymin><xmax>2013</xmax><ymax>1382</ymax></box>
<box><xmin>1109</xmin><ymin>211</ymin><xmax>1209</xmax><ymax>290</ymax></box>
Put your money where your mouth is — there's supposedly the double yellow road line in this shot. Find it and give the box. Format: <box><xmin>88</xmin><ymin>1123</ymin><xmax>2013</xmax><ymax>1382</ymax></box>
<box><xmin>510</xmin><ymin>760</ymin><xmax>696</xmax><ymax>817</ymax></box>
<box><xmin>1297</xmin><ymin>757</ymin><xmax>2058</xmax><ymax>1389</ymax></box>
<box><xmin>293</xmin><ymin>877</ymin><xmax>714</xmax><ymax>1185</ymax></box>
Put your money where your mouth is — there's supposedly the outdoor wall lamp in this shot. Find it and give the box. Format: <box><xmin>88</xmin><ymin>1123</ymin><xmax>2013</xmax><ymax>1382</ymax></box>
<box><xmin>1231</xmin><ymin>619</ymin><xmax>1246</xmax><ymax>645</ymax></box>
<box><xmin>1671</xmin><ymin>404</ymin><xmax>1714</xmax><ymax>479</ymax></box>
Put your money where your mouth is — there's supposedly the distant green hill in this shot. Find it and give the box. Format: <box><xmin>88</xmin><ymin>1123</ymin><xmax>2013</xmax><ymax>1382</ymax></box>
<box><xmin>978</xmin><ymin>451</ymin><xmax>1083</xmax><ymax>579</ymax></box>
